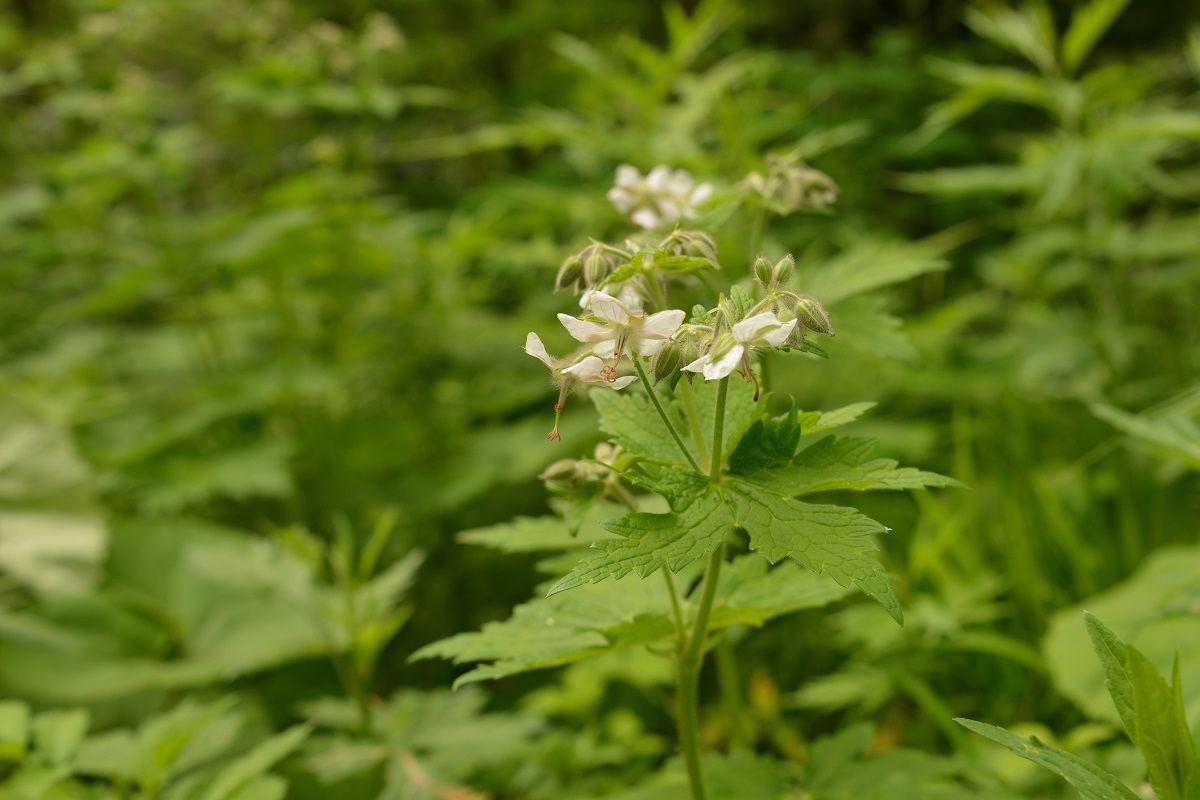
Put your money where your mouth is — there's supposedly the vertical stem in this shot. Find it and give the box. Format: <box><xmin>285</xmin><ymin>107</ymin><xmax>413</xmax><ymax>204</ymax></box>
<box><xmin>663</xmin><ymin>570</ymin><xmax>686</xmax><ymax>655</ymax></box>
<box><xmin>709</xmin><ymin>378</ymin><xmax>729</xmax><ymax>480</ymax></box>
<box><xmin>679</xmin><ymin>380</ymin><xmax>711</xmax><ymax>467</ymax></box>
<box><xmin>634</xmin><ymin>358</ymin><xmax>703</xmax><ymax>473</ymax></box>
<box><xmin>715</xmin><ymin>632</ymin><xmax>749</xmax><ymax>749</ymax></box>
<box><xmin>678</xmin><ymin>541</ymin><xmax>726</xmax><ymax>800</ymax></box>
<box><xmin>678</xmin><ymin>377</ymin><xmax>732</xmax><ymax>800</ymax></box>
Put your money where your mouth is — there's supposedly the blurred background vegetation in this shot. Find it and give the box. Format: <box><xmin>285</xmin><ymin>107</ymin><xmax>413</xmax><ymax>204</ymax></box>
<box><xmin>0</xmin><ymin>0</ymin><xmax>1197</xmax><ymax>797</ymax></box>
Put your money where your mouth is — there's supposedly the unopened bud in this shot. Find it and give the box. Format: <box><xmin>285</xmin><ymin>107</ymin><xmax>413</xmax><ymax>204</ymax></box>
<box><xmin>772</xmin><ymin>254</ymin><xmax>795</xmax><ymax>284</ymax></box>
<box><xmin>753</xmin><ymin>254</ymin><xmax>774</xmax><ymax>287</ymax></box>
<box><xmin>584</xmin><ymin>250</ymin><xmax>610</xmax><ymax>285</ymax></box>
<box><xmin>539</xmin><ymin>458</ymin><xmax>577</xmax><ymax>481</ymax></box>
<box><xmin>555</xmin><ymin>253</ymin><xmax>584</xmax><ymax>292</ymax></box>
<box><xmin>794</xmin><ymin>293</ymin><xmax>834</xmax><ymax>336</ymax></box>
<box><xmin>652</xmin><ymin>340</ymin><xmax>683</xmax><ymax>384</ymax></box>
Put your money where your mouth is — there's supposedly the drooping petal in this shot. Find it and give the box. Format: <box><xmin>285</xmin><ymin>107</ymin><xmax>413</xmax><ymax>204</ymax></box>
<box><xmin>524</xmin><ymin>332</ymin><xmax>553</xmax><ymax>367</ymax></box>
<box><xmin>732</xmin><ymin>312</ymin><xmax>795</xmax><ymax>346</ymax></box>
<box><xmin>587</xmin><ymin>291</ymin><xmax>631</xmax><ymax>325</ymax></box>
<box><xmin>635</xmin><ymin>338</ymin><xmax>668</xmax><ymax>357</ymax></box>
<box><xmin>640</xmin><ymin>309</ymin><xmax>686</xmax><ymax>339</ymax></box>
<box><xmin>609</xmin><ymin>375</ymin><xmax>636</xmax><ymax>389</ymax></box>
<box><xmin>562</xmin><ymin>356</ymin><xmax>606</xmax><ymax>382</ymax></box>
<box><xmin>558</xmin><ymin>313</ymin><xmax>609</xmax><ymax>343</ymax></box>
<box><xmin>682</xmin><ymin>344</ymin><xmax>744</xmax><ymax>381</ymax></box>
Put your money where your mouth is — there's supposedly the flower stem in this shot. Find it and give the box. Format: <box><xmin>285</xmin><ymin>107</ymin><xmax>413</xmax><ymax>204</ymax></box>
<box><xmin>710</xmin><ymin>378</ymin><xmax>729</xmax><ymax>480</ymax></box>
<box><xmin>679</xmin><ymin>540</ymin><xmax>726</xmax><ymax>800</ymax></box>
<box><xmin>634</xmin><ymin>358</ymin><xmax>702</xmax><ymax>473</ymax></box>
<box><xmin>679</xmin><ymin>380</ymin><xmax>711</xmax><ymax>467</ymax></box>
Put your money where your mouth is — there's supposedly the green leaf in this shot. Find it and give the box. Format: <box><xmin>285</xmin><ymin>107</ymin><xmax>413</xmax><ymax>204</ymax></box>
<box><xmin>0</xmin><ymin>701</ymin><xmax>30</xmax><ymax>762</ymax></box>
<box><xmin>1090</xmin><ymin>401</ymin><xmax>1200</xmax><ymax>472</ymax></box>
<box><xmin>200</xmin><ymin>724</ymin><xmax>310</xmax><ymax>800</ymax></box>
<box><xmin>804</xmin><ymin>239</ymin><xmax>951</xmax><ymax>306</ymax></box>
<box><xmin>1083</xmin><ymin>613</ymin><xmax>1136</xmax><ymax>741</ymax></box>
<box><xmin>798</xmin><ymin>402</ymin><xmax>877</xmax><ymax>435</ymax></box>
<box><xmin>415</xmin><ymin>556</ymin><xmax>844</xmax><ymax>687</ymax></box>
<box><xmin>1063</xmin><ymin>0</ymin><xmax>1132</xmax><ymax>75</ymax></box>
<box><xmin>1126</xmin><ymin>645</ymin><xmax>1198</xmax><ymax>800</ymax></box>
<box><xmin>547</xmin><ymin>469</ymin><xmax>734</xmax><ymax>594</ymax></box>
<box><xmin>31</xmin><ymin>708</ymin><xmax>89</xmax><ymax>766</ymax></box>
<box><xmin>593</xmin><ymin>390</ymin><xmax>690</xmax><ymax>464</ymax></box>
<box><xmin>1044</xmin><ymin>544</ymin><xmax>1200</xmax><ymax>726</ymax></box>
<box><xmin>728</xmin><ymin>407</ymin><xmax>802</xmax><ymax>474</ymax></box>
<box><xmin>736</xmin><ymin>436</ymin><xmax>963</xmax><ymax>496</ymax></box>
<box><xmin>725</xmin><ymin>480</ymin><xmax>902</xmax><ymax>624</ymax></box>
<box><xmin>955</xmin><ymin>718</ymin><xmax>1140</xmax><ymax>800</ymax></box>
<box><xmin>963</xmin><ymin>2</ymin><xmax>1057</xmax><ymax>75</ymax></box>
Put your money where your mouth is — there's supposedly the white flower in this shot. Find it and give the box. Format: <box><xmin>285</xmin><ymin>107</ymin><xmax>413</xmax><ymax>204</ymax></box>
<box><xmin>525</xmin><ymin>332</ymin><xmax>635</xmax><ymax>440</ymax></box>
<box><xmin>579</xmin><ymin>282</ymin><xmax>643</xmax><ymax>312</ymax></box>
<box><xmin>682</xmin><ymin>311</ymin><xmax>797</xmax><ymax>382</ymax></box>
<box><xmin>558</xmin><ymin>291</ymin><xmax>685</xmax><ymax>368</ymax></box>
<box><xmin>607</xmin><ymin>164</ymin><xmax>713</xmax><ymax>229</ymax></box>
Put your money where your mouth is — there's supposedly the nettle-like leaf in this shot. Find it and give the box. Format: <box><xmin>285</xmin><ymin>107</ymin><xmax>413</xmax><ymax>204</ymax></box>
<box><xmin>551</xmin><ymin>401</ymin><xmax>956</xmax><ymax>624</ymax></box>
<box><xmin>414</xmin><ymin>555</ymin><xmax>847</xmax><ymax>687</ymax></box>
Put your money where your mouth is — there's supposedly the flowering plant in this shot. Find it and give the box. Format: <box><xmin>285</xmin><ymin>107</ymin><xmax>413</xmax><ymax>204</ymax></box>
<box><xmin>420</xmin><ymin>161</ymin><xmax>960</xmax><ymax>800</ymax></box>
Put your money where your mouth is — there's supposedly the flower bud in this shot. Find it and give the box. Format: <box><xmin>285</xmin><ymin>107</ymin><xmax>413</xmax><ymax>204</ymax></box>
<box><xmin>753</xmin><ymin>254</ymin><xmax>774</xmax><ymax>288</ymax></box>
<box><xmin>555</xmin><ymin>252</ymin><xmax>584</xmax><ymax>292</ymax></box>
<box><xmin>794</xmin><ymin>293</ymin><xmax>834</xmax><ymax>336</ymax></box>
<box><xmin>772</xmin><ymin>254</ymin><xmax>795</xmax><ymax>285</ymax></box>
<box><xmin>652</xmin><ymin>340</ymin><xmax>683</xmax><ymax>384</ymax></box>
<box><xmin>584</xmin><ymin>250</ymin><xmax>610</xmax><ymax>285</ymax></box>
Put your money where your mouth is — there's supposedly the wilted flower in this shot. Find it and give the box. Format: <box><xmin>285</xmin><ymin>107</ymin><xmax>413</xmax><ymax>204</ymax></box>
<box><xmin>608</xmin><ymin>164</ymin><xmax>714</xmax><ymax>229</ymax></box>
<box><xmin>525</xmin><ymin>332</ymin><xmax>635</xmax><ymax>441</ymax></box>
<box><xmin>682</xmin><ymin>311</ymin><xmax>797</xmax><ymax>386</ymax></box>
<box><xmin>558</xmin><ymin>291</ymin><xmax>685</xmax><ymax>370</ymax></box>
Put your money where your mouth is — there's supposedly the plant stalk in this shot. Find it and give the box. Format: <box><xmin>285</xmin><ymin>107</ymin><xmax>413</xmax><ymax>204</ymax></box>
<box><xmin>678</xmin><ymin>541</ymin><xmax>726</xmax><ymax>800</ymax></box>
<box><xmin>634</xmin><ymin>358</ymin><xmax>703</xmax><ymax>473</ymax></box>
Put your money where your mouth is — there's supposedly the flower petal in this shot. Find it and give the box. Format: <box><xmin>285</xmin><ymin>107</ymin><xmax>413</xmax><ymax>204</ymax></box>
<box><xmin>524</xmin><ymin>332</ymin><xmax>553</xmax><ymax>367</ymax></box>
<box><xmin>631</xmin><ymin>207</ymin><xmax>660</xmax><ymax>229</ymax></box>
<box><xmin>609</xmin><ymin>375</ymin><xmax>636</xmax><ymax>389</ymax></box>
<box><xmin>702</xmin><ymin>344</ymin><xmax>743</xmax><ymax>380</ymax></box>
<box><xmin>732</xmin><ymin>312</ymin><xmax>793</xmax><ymax>345</ymax></box>
<box><xmin>758</xmin><ymin>318</ymin><xmax>797</xmax><ymax>347</ymax></box>
<box><xmin>587</xmin><ymin>291</ymin><xmax>630</xmax><ymax>325</ymax></box>
<box><xmin>640</xmin><ymin>309</ymin><xmax>686</xmax><ymax>339</ymax></box>
<box><xmin>558</xmin><ymin>313</ymin><xmax>609</xmax><ymax>343</ymax></box>
<box><xmin>614</xmin><ymin>164</ymin><xmax>642</xmax><ymax>188</ymax></box>
<box><xmin>562</xmin><ymin>356</ymin><xmax>606</xmax><ymax>382</ymax></box>
<box><xmin>591</xmin><ymin>340</ymin><xmax>618</xmax><ymax>359</ymax></box>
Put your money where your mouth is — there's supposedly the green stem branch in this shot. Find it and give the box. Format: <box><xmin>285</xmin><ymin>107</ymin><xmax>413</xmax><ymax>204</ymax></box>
<box><xmin>678</xmin><ymin>541</ymin><xmax>727</xmax><ymax>800</ymax></box>
<box><xmin>634</xmin><ymin>358</ymin><xmax>702</xmax><ymax>473</ymax></box>
<box><xmin>710</xmin><ymin>378</ymin><xmax>729</xmax><ymax>480</ymax></box>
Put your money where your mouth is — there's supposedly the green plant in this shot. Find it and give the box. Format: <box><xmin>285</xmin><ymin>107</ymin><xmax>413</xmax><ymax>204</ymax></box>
<box><xmin>418</xmin><ymin>162</ymin><xmax>964</xmax><ymax>799</ymax></box>
<box><xmin>959</xmin><ymin>612</ymin><xmax>1199</xmax><ymax>800</ymax></box>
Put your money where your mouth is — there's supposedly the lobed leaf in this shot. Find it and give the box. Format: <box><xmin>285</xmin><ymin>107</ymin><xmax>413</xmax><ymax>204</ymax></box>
<box><xmin>726</xmin><ymin>480</ymin><xmax>901</xmax><ymax>623</ymax></box>
<box><xmin>736</xmin><ymin>436</ymin><xmax>963</xmax><ymax>496</ymax></box>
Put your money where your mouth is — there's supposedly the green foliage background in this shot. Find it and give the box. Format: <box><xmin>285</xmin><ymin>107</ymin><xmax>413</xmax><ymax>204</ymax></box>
<box><xmin>0</xmin><ymin>0</ymin><xmax>1197</xmax><ymax>796</ymax></box>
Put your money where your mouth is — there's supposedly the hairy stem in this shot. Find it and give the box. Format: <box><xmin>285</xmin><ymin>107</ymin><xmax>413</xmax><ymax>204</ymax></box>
<box><xmin>679</xmin><ymin>380</ymin><xmax>711</xmax><ymax>467</ymax></box>
<box><xmin>710</xmin><ymin>378</ymin><xmax>729</xmax><ymax>480</ymax></box>
<box><xmin>635</xmin><ymin>358</ymin><xmax>703</xmax><ymax>473</ymax></box>
<box><xmin>679</xmin><ymin>541</ymin><xmax>727</xmax><ymax>800</ymax></box>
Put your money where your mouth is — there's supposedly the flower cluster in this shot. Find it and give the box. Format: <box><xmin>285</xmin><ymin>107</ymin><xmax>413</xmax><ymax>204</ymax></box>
<box><xmin>607</xmin><ymin>164</ymin><xmax>713</xmax><ymax>229</ymax></box>
<box><xmin>528</xmin><ymin>163</ymin><xmax>836</xmax><ymax>441</ymax></box>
